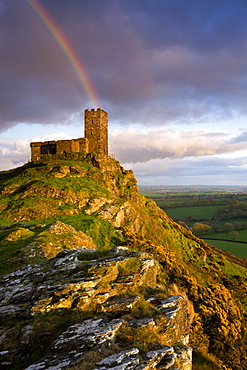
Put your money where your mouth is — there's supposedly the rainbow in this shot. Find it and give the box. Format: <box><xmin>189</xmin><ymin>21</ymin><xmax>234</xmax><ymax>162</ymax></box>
<box><xmin>27</xmin><ymin>0</ymin><xmax>99</xmax><ymax>108</ymax></box>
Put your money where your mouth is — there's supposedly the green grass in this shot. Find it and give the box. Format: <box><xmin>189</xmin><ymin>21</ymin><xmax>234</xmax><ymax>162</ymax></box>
<box><xmin>206</xmin><ymin>230</ymin><xmax>247</xmax><ymax>242</ymax></box>
<box><xmin>205</xmin><ymin>239</ymin><xmax>247</xmax><ymax>260</ymax></box>
<box><xmin>154</xmin><ymin>199</ymin><xmax>187</xmax><ymax>207</ymax></box>
<box><xmin>0</xmin><ymin>216</ymin><xmax>13</xmax><ymax>227</ymax></box>
<box><xmin>0</xmin><ymin>214</ymin><xmax>125</xmax><ymax>276</ymax></box>
<box><xmin>78</xmin><ymin>249</ymin><xmax>114</xmax><ymax>261</ymax></box>
<box><xmin>39</xmin><ymin>177</ymin><xmax>108</xmax><ymax>197</ymax></box>
<box><xmin>0</xmin><ymin>159</ymin><xmax>100</xmax><ymax>194</ymax></box>
<box><xmin>37</xmin><ymin>214</ymin><xmax>125</xmax><ymax>250</ymax></box>
<box><xmin>8</xmin><ymin>308</ymin><xmax>87</xmax><ymax>370</ymax></box>
<box><xmin>220</xmin><ymin>259</ymin><xmax>247</xmax><ymax>277</ymax></box>
<box><xmin>57</xmin><ymin>214</ymin><xmax>125</xmax><ymax>250</ymax></box>
<box><xmin>118</xmin><ymin>257</ymin><xmax>141</xmax><ymax>276</ymax></box>
<box><xmin>0</xmin><ymin>226</ymin><xmax>46</xmax><ymax>275</ymax></box>
<box><xmin>163</xmin><ymin>205</ymin><xmax>223</xmax><ymax>221</ymax></box>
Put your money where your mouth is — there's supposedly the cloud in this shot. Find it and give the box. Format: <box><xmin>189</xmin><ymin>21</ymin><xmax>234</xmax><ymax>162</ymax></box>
<box><xmin>0</xmin><ymin>132</ymin><xmax>75</xmax><ymax>171</ymax></box>
<box><xmin>227</xmin><ymin>131</ymin><xmax>247</xmax><ymax>144</ymax></box>
<box><xmin>0</xmin><ymin>139</ymin><xmax>30</xmax><ymax>171</ymax></box>
<box><xmin>124</xmin><ymin>155</ymin><xmax>247</xmax><ymax>186</ymax></box>
<box><xmin>110</xmin><ymin>127</ymin><xmax>247</xmax><ymax>163</ymax></box>
<box><xmin>29</xmin><ymin>132</ymin><xmax>75</xmax><ymax>143</ymax></box>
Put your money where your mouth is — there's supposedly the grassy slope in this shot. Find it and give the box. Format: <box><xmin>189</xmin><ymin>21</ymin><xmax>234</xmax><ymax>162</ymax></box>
<box><xmin>1</xmin><ymin>158</ymin><xmax>247</xmax><ymax>369</ymax></box>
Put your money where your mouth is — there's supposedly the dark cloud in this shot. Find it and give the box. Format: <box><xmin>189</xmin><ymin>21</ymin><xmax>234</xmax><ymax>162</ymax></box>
<box><xmin>1</xmin><ymin>0</ymin><xmax>247</xmax><ymax>131</ymax></box>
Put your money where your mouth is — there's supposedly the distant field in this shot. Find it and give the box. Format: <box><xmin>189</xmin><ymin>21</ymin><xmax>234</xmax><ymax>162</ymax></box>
<box><xmin>205</xmin><ymin>239</ymin><xmax>247</xmax><ymax>260</ymax></box>
<box><xmin>163</xmin><ymin>205</ymin><xmax>223</xmax><ymax>221</ymax></box>
<box><xmin>143</xmin><ymin>192</ymin><xmax>213</xmax><ymax>197</ymax></box>
<box><xmin>139</xmin><ymin>185</ymin><xmax>247</xmax><ymax>193</ymax></box>
<box><xmin>142</xmin><ymin>186</ymin><xmax>247</xmax><ymax>259</ymax></box>
<box><xmin>155</xmin><ymin>199</ymin><xmax>188</xmax><ymax>207</ymax></box>
<box><xmin>206</xmin><ymin>230</ymin><xmax>247</xmax><ymax>243</ymax></box>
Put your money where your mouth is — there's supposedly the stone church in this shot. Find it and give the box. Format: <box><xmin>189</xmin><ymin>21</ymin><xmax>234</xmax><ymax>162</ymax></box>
<box><xmin>30</xmin><ymin>108</ymin><xmax>108</xmax><ymax>161</ymax></box>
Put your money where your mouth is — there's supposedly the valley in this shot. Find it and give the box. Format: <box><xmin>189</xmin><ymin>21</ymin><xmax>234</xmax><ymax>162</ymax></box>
<box><xmin>140</xmin><ymin>185</ymin><xmax>247</xmax><ymax>260</ymax></box>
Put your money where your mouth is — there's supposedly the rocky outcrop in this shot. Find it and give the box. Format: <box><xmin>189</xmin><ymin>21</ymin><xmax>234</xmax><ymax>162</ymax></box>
<box><xmin>49</xmin><ymin>165</ymin><xmax>87</xmax><ymax>178</ymax></box>
<box><xmin>2</xmin><ymin>221</ymin><xmax>96</xmax><ymax>265</ymax></box>
<box><xmin>157</xmin><ymin>295</ymin><xmax>191</xmax><ymax>346</ymax></box>
<box><xmin>0</xmin><ymin>247</ymin><xmax>192</xmax><ymax>370</ymax></box>
<box><xmin>0</xmin><ymin>155</ymin><xmax>138</xmax><ymax>222</ymax></box>
<box><xmin>1</xmin><ymin>157</ymin><xmax>247</xmax><ymax>369</ymax></box>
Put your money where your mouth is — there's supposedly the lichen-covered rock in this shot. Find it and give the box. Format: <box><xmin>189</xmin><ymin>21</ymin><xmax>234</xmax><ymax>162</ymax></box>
<box><xmin>135</xmin><ymin>346</ymin><xmax>175</xmax><ymax>370</ymax></box>
<box><xmin>98</xmin><ymin>202</ymin><xmax>141</xmax><ymax>232</ymax></box>
<box><xmin>24</xmin><ymin>318</ymin><xmax>124</xmax><ymax>369</ymax></box>
<box><xmin>92</xmin><ymin>345</ymin><xmax>192</xmax><ymax>370</ymax></box>
<box><xmin>100</xmin><ymin>294</ymin><xmax>141</xmax><ymax>312</ymax></box>
<box><xmin>53</xmin><ymin>318</ymin><xmax>124</xmax><ymax>352</ymax></box>
<box><xmin>0</xmin><ymin>247</ymin><xmax>192</xmax><ymax>370</ymax></box>
<box><xmin>49</xmin><ymin>165</ymin><xmax>87</xmax><ymax>178</ymax></box>
<box><xmin>94</xmin><ymin>348</ymin><xmax>140</xmax><ymax>370</ymax></box>
<box><xmin>158</xmin><ymin>295</ymin><xmax>191</xmax><ymax>346</ymax></box>
<box><xmin>85</xmin><ymin>197</ymin><xmax>113</xmax><ymax>215</ymax></box>
<box><xmin>20</xmin><ymin>184</ymin><xmax>90</xmax><ymax>209</ymax></box>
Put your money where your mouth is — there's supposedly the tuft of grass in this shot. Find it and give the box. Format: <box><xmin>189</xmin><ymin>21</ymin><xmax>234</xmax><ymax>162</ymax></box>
<box><xmin>78</xmin><ymin>249</ymin><xmax>114</xmax><ymax>261</ymax></box>
<box><xmin>192</xmin><ymin>350</ymin><xmax>222</xmax><ymax>370</ymax></box>
<box><xmin>115</xmin><ymin>315</ymin><xmax>168</xmax><ymax>354</ymax></box>
<box><xmin>221</xmin><ymin>259</ymin><xmax>247</xmax><ymax>278</ymax></box>
<box><xmin>130</xmin><ymin>298</ymin><xmax>160</xmax><ymax>319</ymax></box>
<box><xmin>118</xmin><ymin>257</ymin><xmax>141</xmax><ymax>276</ymax></box>
<box><xmin>116</xmin><ymin>323</ymin><xmax>160</xmax><ymax>353</ymax></box>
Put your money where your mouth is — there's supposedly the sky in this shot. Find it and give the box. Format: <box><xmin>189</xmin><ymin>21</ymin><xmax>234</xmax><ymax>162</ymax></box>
<box><xmin>1</xmin><ymin>0</ymin><xmax>247</xmax><ymax>185</ymax></box>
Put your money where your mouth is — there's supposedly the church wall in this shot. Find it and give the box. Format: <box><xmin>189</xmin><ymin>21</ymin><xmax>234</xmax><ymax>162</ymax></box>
<box><xmin>30</xmin><ymin>108</ymin><xmax>108</xmax><ymax>161</ymax></box>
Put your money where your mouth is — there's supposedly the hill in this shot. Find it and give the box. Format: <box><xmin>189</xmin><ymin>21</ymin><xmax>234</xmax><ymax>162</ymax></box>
<box><xmin>0</xmin><ymin>153</ymin><xmax>247</xmax><ymax>370</ymax></box>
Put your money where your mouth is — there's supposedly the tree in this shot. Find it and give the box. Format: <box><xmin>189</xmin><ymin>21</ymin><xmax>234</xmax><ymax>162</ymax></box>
<box><xmin>230</xmin><ymin>231</ymin><xmax>239</xmax><ymax>241</ymax></box>
<box><xmin>224</xmin><ymin>223</ymin><xmax>234</xmax><ymax>232</ymax></box>
<box><xmin>191</xmin><ymin>222</ymin><xmax>212</xmax><ymax>236</ymax></box>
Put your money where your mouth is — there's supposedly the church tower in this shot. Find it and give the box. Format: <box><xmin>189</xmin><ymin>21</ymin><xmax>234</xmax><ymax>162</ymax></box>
<box><xmin>84</xmin><ymin>108</ymin><xmax>108</xmax><ymax>155</ymax></box>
